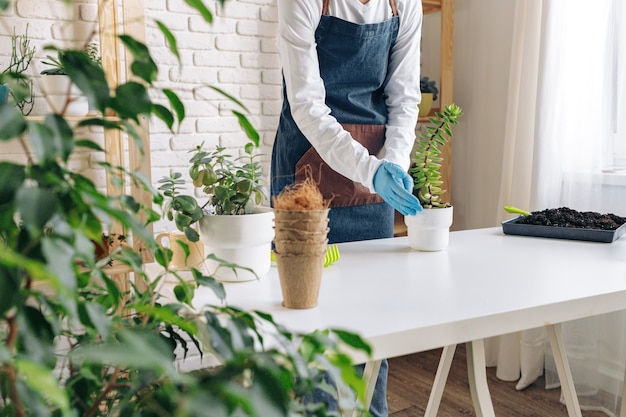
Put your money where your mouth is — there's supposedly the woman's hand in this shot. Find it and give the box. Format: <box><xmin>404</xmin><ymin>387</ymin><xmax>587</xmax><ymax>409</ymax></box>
<box><xmin>373</xmin><ymin>162</ymin><xmax>422</xmax><ymax>216</ymax></box>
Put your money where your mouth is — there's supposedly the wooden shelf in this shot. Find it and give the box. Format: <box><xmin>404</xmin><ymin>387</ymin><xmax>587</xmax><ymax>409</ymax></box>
<box><xmin>422</xmin><ymin>0</ymin><xmax>443</xmax><ymax>14</ymax></box>
<box><xmin>25</xmin><ymin>111</ymin><xmax>117</xmax><ymax>122</ymax></box>
<box><xmin>418</xmin><ymin>107</ymin><xmax>441</xmax><ymax>123</ymax></box>
<box><xmin>31</xmin><ymin>261</ymin><xmax>136</xmax><ymax>290</ymax></box>
<box><xmin>77</xmin><ymin>260</ymin><xmax>135</xmax><ymax>276</ymax></box>
<box><xmin>101</xmin><ymin>261</ymin><xmax>135</xmax><ymax>276</ymax></box>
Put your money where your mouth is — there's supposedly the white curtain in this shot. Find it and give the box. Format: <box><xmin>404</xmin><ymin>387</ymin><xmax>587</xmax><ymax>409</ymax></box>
<box><xmin>492</xmin><ymin>0</ymin><xmax>626</xmax><ymax>415</ymax></box>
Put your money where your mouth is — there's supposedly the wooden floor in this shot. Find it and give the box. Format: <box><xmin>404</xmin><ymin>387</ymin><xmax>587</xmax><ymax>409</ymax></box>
<box><xmin>388</xmin><ymin>344</ymin><xmax>609</xmax><ymax>417</ymax></box>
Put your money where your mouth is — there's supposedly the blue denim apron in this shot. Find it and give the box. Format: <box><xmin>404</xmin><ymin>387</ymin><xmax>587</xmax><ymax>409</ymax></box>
<box><xmin>271</xmin><ymin>1</ymin><xmax>400</xmax><ymax>245</ymax></box>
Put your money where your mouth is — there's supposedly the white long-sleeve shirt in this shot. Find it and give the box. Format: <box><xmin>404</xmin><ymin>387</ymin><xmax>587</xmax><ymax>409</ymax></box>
<box><xmin>277</xmin><ymin>0</ymin><xmax>422</xmax><ymax>192</ymax></box>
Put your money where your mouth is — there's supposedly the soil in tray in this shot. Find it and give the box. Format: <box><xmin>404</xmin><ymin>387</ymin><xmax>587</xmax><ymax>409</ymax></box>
<box><xmin>516</xmin><ymin>207</ymin><xmax>626</xmax><ymax>230</ymax></box>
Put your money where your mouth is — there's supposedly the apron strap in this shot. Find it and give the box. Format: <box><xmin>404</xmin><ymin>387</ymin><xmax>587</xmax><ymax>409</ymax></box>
<box><xmin>389</xmin><ymin>0</ymin><xmax>398</xmax><ymax>16</ymax></box>
<box><xmin>322</xmin><ymin>0</ymin><xmax>399</xmax><ymax>17</ymax></box>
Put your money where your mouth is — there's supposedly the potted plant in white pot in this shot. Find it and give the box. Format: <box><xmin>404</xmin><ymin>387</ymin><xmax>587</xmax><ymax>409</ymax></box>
<box><xmin>405</xmin><ymin>103</ymin><xmax>463</xmax><ymax>251</ymax></box>
<box><xmin>160</xmin><ymin>125</ymin><xmax>273</xmax><ymax>282</ymax></box>
<box><xmin>418</xmin><ymin>76</ymin><xmax>439</xmax><ymax>118</ymax></box>
<box><xmin>39</xmin><ymin>50</ymin><xmax>90</xmax><ymax>116</ymax></box>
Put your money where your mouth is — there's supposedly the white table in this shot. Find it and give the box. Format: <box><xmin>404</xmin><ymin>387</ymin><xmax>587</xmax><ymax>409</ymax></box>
<box><xmin>150</xmin><ymin>227</ymin><xmax>626</xmax><ymax>416</ymax></box>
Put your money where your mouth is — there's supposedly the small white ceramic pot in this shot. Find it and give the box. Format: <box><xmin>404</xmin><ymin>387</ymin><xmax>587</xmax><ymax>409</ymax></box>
<box><xmin>198</xmin><ymin>206</ymin><xmax>274</xmax><ymax>282</ymax></box>
<box><xmin>41</xmin><ymin>75</ymin><xmax>89</xmax><ymax>116</ymax></box>
<box><xmin>405</xmin><ymin>206</ymin><xmax>453</xmax><ymax>251</ymax></box>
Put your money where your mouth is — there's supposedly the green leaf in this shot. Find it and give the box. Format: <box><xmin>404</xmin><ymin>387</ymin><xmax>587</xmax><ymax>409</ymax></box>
<box><xmin>119</xmin><ymin>35</ymin><xmax>158</xmax><ymax>84</ymax></box>
<box><xmin>15</xmin><ymin>359</ymin><xmax>70</xmax><ymax>413</ymax></box>
<box><xmin>152</xmin><ymin>103</ymin><xmax>175</xmax><ymax>130</ymax></box>
<box><xmin>154</xmin><ymin>246</ymin><xmax>171</xmax><ymax>268</ymax></box>
<box><xmin>163</xmin><ymin>88</ymin><xmax>185</xmax><ymax>126</ymax></box>
<box><xmin>74</xmin><ymin>138</ymin><xmax>105</xmax><ymax>151</ymax></box>
<box><xmin>44</xmin><ymin>114</ymin><xmax>75</xmax><ymax>161</ymax></box>
<box><xmin>235</xmin><ymin>178</ymin><xmax>252</xmax><ymax>193</ymax></box>
<box><xmin>26</xmin><ymin>122</ymin><xmax>56</xmax><ymax>164</ymax></box>
<box><xmin>71</xmin><ymin>329</ymin><xmax>181</xmax><ymax>379</ymax></box>
<box><xmin>184</xmin><ymin>227</ymin><xmax>200</xmax><ymax>242</ymax></box>
<box><xmin>233</xmin><ymin>110</ymin><xmax>259</xmax><ymax>147</ymax></box>
<box><xmin>156</xmin><ymin>20</ymin><xmax>181</xmax><ymax>64</ymax></box>
<box><xmin>79</xmin><ymin>301</ymin><xmax>112</xmax><ymax>339</ymax></box>
<box><xmin>15</xmin><ymin>186</ymin><xmax>58</xmax><ymax>236</ymax></box>
<box><xmin>195</xmin><ymin>270</ymin><xmax>226</xmax><ymax>301</ymax></box>
<box><xmin>113</xmin><ymin>82</ymin><xmax>153</xmax><ymax>119</ymax></box>
<box><xmin>41</xmin><ymin>236</ymin><xmax>76</xmax><ymax>291</ymax></box>
<box><xmin>0</xmin><ymin>104</ymin><xmax>26</xmax><ymax>140</ymax></box>
<box><xmin>77</xmin><ymin>117</ymin><xmax>123</xmax><ymax>130</ymax></box>
<box><xmin>246</xmin><ymin>373</ymin><xmax>289</xmax><ymax>417</ymax></box>
<box><xmin>0</xmin><ymin>266</ymin><xmax>19</xmax><ymax>317</ymax></box>
<box><xmin>332</xmin><ymin>329</ymin><xmax>372</xmax><ymax>356</ymax></box>
<box><xmin>175</xmin><ymin>212</ymin><xmax>193</xmax><ymax>229</ymax></box>
<box><xmin>133</xmin><ymin>304</ymin><xmax>198</xmax><ymax>335</ymax></box>
<box><xmin>185</xmin><ymin>0</ymin><xmax>214</xmax><ymax>24</ymax></box>
<box><xmin>208</xmin><ymin>85</ymin><xmax>249</xmax><ymax>112</ymax></box>
<box><xmin>17</xmin><ymin>305</ymin><xmax>57</xmax><ymax>358</ymax></box>
<box><xmin>174</xmin><ymin>283</ymin><xmax>194</xmax><ymax>304</ymax></box>
<box><xmin>0</xmin><ymin>248</ymin><xmax>60</xmax><ymax>288</ymax></box>
<box><xmin>62</xmin><ymin>50</ymin><xmax>110</xmax><ymax>112</ymax></box>
<box><xmin>0</xmin><ymin>162</ymin><xmax>26</xmax><ymax>205</ymax></box>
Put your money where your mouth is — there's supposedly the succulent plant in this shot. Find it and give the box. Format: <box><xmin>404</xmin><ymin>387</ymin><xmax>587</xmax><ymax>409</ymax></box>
<box><xmin>410</xmin><ymin>103</ymin><xmax>463</xmax><ymax>208</ymax></box>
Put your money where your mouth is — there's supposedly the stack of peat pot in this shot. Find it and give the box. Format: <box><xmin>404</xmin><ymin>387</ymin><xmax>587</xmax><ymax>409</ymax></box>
<box><xmin>272</xmin><ymin>179</ymin><xmax>330</xmax><ymax>309</ymax></box>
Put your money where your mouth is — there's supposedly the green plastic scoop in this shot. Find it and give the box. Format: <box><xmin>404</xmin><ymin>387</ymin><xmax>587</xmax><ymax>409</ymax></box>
<box><xmin>503</xmin><ymin>206</ymin><xmax>532</xmax><ymax>216</ymax></box>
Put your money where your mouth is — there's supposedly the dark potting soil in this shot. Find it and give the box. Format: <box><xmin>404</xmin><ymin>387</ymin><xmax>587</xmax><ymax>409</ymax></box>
<box><xmin>516</xmin><ymin>207</ymin><xmax>626</xmax><ymax>230</ymax></box>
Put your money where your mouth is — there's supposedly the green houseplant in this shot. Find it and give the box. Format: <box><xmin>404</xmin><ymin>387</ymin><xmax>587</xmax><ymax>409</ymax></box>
<box><xmin>420</xmin><ymin>76</ymin><xmax>439</xmax><ymax>101</ymax></box>
<box><xmin>159</xmin><ymin>96</ymin><xmax>272</xmax><ymax>282</ymax></box>
<box><xmin>0</xmin><ymin>0</ymin><xmax>371</xmax><ymax>415</ymax></box>
<box><xmin>84</xmin><ymin>42</ymin><xmax>102</xmax><ymax>67</ymax></box>
<box><xmin>405</xmin><ymin>103</ymin><xmax>463</xmax><ymax>251</ymax></box>
<box><xmin>160</xmin><ymin>132</ymin><xmax>273</xmax><ymax>282</ymax></box>
<box><xmin>0</xmin><ymin>25</ymin><xmax>36</xmax><ymax>115</ymax></box>
<box><xmin>159</xmin><ymin>115</ymin><xmax>265</xmax><ymax>242</ymax></box>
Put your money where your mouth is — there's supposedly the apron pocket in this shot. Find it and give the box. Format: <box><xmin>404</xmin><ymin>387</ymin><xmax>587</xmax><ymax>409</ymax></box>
<box><xmin>295</xmin><ymin>123</ymin><xmax>386</xmax><ymax>208</ymax></box>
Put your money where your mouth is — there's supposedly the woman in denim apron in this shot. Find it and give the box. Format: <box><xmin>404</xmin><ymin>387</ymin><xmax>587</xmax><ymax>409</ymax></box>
<box><xmin>272</xmin><ymin>0</ymin><xmax>423</xmax><ymax>415</ymax></box>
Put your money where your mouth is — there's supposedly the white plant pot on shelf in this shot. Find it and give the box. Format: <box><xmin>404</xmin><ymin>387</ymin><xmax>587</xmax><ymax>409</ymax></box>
<box><xmin>198</xmin><ymin>206</ymin><xmax>274</xmax><ymax>282</ymax></box>
<box><xmin>405</xmin><ymin>206</ymin><xmax>453</xmax><ymax>251</ymax></box>
<box><xmin>40</xmin><ymin>75</ymin><xmax>89</xmax><ymax>116</ymax></box>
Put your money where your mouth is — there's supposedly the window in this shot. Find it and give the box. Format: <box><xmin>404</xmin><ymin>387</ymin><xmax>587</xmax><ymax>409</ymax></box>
<box><xmin>609</xmin><ymin>0</ymin><xmax>626</xmax><ymax>170</ymax></box>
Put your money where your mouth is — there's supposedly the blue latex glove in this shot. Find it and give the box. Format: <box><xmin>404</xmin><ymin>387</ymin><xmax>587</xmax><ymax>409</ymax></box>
<box><xmin>373</xmin><ymin>161</ymin><xmax>423</xmax><ymax>216</ymax></box>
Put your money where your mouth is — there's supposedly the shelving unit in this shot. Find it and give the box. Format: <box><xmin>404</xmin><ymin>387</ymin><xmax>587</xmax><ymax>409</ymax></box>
<box><xmin>24</xmin><ymin>2</ymin><xmax>151</xmax><ymax>289</ymax></box>
<box><xmin>96</xmin><ymin>0</ymin><xmax>152</xmax><ymax>288</ymax></box>
<box><xmin>395</xmin><ymin>0</ymin><xmax>455</xmax><ymax>236</ymax></box>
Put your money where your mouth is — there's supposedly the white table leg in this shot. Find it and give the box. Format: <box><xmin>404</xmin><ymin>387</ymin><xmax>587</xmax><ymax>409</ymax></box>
<box><xmin>619</xmin><ymin>362</ymin><xmax>626</xmax><ymax>417</ymax></box>
<box><xmin>347</xmin><ymin>359</ymin><xmax>381</xmax><ymax>417</ymax></box>
<box><xmin>546</xmin><ymin>323</ymin><xmax>583</xmax><ymax>417</ymax></box>
<box><xmin>424</xmin><ymin>344</ymin><xmax>457</xmax><ymax>417</ymax></box>
<box><xmin>466</xmin><ymin>339</ymin><xmax>496</xmax><ymax>417</ymax></box>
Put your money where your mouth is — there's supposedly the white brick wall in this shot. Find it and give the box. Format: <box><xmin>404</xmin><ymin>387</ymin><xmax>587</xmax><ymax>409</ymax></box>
<box><xmin>0</xmin><ymin>0</ymin><xmax>281</xmax><ymax>233</ymax></box>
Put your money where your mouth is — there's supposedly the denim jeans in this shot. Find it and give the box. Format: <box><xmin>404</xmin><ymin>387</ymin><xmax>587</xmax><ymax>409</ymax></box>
<box><xmin>308</xmin><ymin>359</ymin><xmax>389</xmax><ymax>417</ymax></box>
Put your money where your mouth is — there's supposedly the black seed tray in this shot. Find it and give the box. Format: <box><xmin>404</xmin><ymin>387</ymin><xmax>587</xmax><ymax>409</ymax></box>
<box><xmin>501</xmin><ymin>216</ymin><xmax>626</xmax><ymax>243</ymax></box>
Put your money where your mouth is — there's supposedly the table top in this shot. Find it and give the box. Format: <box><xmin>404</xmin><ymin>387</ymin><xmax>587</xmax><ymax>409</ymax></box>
<box><xmin>154</xmin><ymin>227</ymin><xmax>626</xmax><ymax>362</ymax></box>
